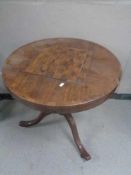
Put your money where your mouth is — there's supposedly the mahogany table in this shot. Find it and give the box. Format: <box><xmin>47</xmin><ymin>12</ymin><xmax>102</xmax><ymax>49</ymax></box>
<box><xmin>2</xmin><ymin>38</ymin><xmax>121</xmax><ymax>160</ymax></box>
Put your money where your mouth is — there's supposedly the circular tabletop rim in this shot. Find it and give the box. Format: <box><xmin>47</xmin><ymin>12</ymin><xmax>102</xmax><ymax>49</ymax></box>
<box><xmin>2</xmin><ymin>38</ymin><xmax>122</xmax><ymax>112</ymax></box>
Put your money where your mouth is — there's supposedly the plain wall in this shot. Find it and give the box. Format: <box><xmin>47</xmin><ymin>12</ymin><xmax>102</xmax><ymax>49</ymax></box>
<box><xmin>0</xmin><ymin>0</ymin><xmax>131</xmax><ymax>92</ymax></box>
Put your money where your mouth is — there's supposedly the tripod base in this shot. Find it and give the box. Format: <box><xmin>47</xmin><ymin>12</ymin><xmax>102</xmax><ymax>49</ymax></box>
<box><xmin>19</xmin><ymin>112</ymin><xmax>91</xmax><ymax>161</ymax></box>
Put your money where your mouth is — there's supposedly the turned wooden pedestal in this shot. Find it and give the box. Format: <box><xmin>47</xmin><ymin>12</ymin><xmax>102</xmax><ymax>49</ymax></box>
<box><xmin>2</xmin><ymin>38</ymin><xmax>121</xmax><ymax>160</ymax></box>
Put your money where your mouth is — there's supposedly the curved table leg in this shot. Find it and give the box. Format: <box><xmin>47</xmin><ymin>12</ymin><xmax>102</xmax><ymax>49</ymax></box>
<box><xmin>19</xmin><ymin>112</ymin><xmax>50</xmax><ymax>127</ymax></box>
<box><xmin>64</xmin><ymin>113</ymin><xmax>91</xmax><ymax>161</ymax></box>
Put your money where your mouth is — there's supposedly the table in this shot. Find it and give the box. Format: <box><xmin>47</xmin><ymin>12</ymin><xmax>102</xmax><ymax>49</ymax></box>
<box><xmin>2</xmin><ymin>38</ymin><xmax>121</xmax><ymax>160</ymax></box>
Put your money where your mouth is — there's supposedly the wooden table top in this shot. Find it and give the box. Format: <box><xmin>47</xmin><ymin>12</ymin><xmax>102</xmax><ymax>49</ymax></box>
<box><xmin>2</xmin><ymin>38</ymin><xmax>121</xmax><ymax>113</ymax></box>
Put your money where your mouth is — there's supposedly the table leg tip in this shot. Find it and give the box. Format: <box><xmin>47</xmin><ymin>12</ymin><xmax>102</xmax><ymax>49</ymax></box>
<box><xmin>81</xmin><ymin>153</ymin><xmax>91</xmax><ymax>161</ymax></box>
<box><xmin>19</xmin><ymin>121</ymin><xmax>31</xmax><ymax>127</ymax></box>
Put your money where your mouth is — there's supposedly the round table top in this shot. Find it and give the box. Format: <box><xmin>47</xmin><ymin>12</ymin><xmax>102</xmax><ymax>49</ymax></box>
<box><xmin>2</xmin><ymin>38</ymin><xmax>121</xmax><ymax>113</ymax></box>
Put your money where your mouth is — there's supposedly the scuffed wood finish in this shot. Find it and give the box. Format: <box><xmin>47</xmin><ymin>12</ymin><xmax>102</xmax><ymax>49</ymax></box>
<box><xmin>2</xmin><ymin>38</ymin><xmax>121</xmax><ymax>113</ymax></box>
<box><xmin>2</xmin><ymin>38</ymin><xmax>122</xmax><ymax>161</ymax></box>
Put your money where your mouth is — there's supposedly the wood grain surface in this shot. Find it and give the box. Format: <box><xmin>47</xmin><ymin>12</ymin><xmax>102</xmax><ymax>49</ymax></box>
<box><xmin>2</xmin><ymin>38</ymin><xmax>121</xmax><ymax>112</ymax></box>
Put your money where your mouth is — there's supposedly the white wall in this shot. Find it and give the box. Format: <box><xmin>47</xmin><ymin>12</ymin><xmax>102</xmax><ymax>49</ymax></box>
<box><xmin>0</xmin><ymin>1</ymin><xmax>131</xmax><ymax>92</ymax></box>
